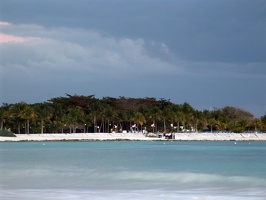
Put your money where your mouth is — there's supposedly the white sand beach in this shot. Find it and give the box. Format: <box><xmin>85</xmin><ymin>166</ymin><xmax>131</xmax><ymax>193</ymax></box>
<box><xmin>1</xmin><ymin>132</ymin><xmax>266</xmax><ymax>142</ymax></box>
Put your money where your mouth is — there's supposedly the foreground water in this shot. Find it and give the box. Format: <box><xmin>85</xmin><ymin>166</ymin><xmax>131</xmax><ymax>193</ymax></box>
<box><xmin>0</xmin><ymin>141</ymin><xmax>266</xmax><ymax>199</ymax></box>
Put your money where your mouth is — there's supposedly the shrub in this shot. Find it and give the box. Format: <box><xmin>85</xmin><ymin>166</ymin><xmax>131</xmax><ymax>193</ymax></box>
<box><xmin>0</xmin><ymin>130</ymin><xmax>16</xmax><ymax>137</ymax></box>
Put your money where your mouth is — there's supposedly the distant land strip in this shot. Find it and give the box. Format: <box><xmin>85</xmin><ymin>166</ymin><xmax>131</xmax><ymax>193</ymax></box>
<box><xmin>1</xmin><ymin>133</ymin><xmax>266</xmax><ymax>142</ymax></box>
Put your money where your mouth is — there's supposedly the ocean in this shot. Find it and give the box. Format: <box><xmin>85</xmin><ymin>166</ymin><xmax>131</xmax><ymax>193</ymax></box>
<box><xmin>0</xmin><ymin>141</ymin><xmax>266</xmax><ymax>199</ymax></box>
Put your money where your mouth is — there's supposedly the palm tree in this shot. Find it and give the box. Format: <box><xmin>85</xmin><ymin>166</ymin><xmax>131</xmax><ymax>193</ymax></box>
<box><xmin>116</xmin><ymin>110</ymin><xmax>126</xmax><ymax>132</ymax></box>
<box><xmin>126</xmin><ymin>109</ymin><xmax>136</xmax><ymax>130</ymax></box>
<box><xmin>10</xmin><ymin>102</ymin><xmax>28</xmax><ymax>134</ymax></box>
<box><xmin>181</xmin><ymin>113</ymin><xmax>190</xmax><ymax>132</ymax></box>
<box><xmin>185</xmin><ymin>113</ymin><xmax>195</xmax><ymax>132</ymax></box>
<box><xmin>236</xmin><ymin>119</ymin><xmax>248</xmax><ymax>133</ymax></box>
<box><xmin>261</xmin><ymin>113</ymin><xmax>266</xmax><ymax>132</ymax></box>
<box><xmin>34</xmin><ymin>103</ymin><xmax>53</xmax><ymax>134</ymax></box>
<box><xmin>104</xmin><ymin>107</ymin><xmax>116</xmax><ymax>133</ymax></box>
<box><xmin>133</xmin><ymin>112</ymin><xmax>146</xmax><ymax>132</ymax></box>
<box><xmin>208</xmin><ymin>118</ymin><xmax>217</xmax><ymax>133</ymax></box>
<box><xmin>174</xmin><ymin>111</ymin><xmax>184</xmax><ymax>133</ymax></box>
<box><xmin>20</xmin><ymin>104</ymin><xmax>35</xmax><ymax>134</ymax></box>
<box><xmin>193</xmin><ymin>111</ymin><xmax>204</xmax><ymax>133</ymax></box>
<box><xmin>218</xmin><ymin>121</ymin><xmax>227</xmax><ymax>132</ymax></box>
<box><xmin>148</xmin><ymin>106</ymin><xmax>160</xmax><ymax>132</ymax></box>
<box><xmin>250</xmin><ymin>118</ymin><xmax>262</xmax><ymax>132</ymax></box>
<box><xmin>84</xmin><ymin>113</ymin><xmax>94</xmax><ymax>133</ymax></box>
<box><xmin>0</xmin><ymin>104</ymin><xmax>10</xmax><ymax>131</ymax></box>
<box><xmin>67</xmin><ymin>106</ymin><xmax>85</xmax><ymax>133</ymax></box>
<box><xmin>161</xmin><ymin>107</ymin><xmax>172</xmax><ymax>133</ymax></box>
<box><xmin>50</xmin><ymin>103</ymin><xmax>66</xmax><ymax>133</ymax></box>
<box><xmin>89</xmin><ymin>101</ymin><xmax>104</xmax><ymax>133</ymax></box>
<box><xmin>0</xmin><ymin>109</ymin><xmax>5</xmax><ymax>131</ymax></box>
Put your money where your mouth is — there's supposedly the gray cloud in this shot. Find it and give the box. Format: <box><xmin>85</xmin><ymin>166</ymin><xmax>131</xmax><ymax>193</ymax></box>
<box><xmin>0</xmin><ymin>23</ymin><xmax>181</xmax><ymax>103</ymax></box>
<box><xmin>1</xmin><ymin>0</ymin><xmax>266</xmax><ymax>117</ymax></box>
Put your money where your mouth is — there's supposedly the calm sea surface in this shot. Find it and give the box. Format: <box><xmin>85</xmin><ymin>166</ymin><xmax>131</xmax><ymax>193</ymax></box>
<box><xmin>0</xmin><ymin>141</ymin><xmax>266</xmax><ymax>199</ymax></box>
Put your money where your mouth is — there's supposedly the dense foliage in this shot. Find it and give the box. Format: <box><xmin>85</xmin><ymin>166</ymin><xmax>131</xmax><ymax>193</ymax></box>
<box><xmin>0</xmin><ymin>130</ymin><xmax>16</xmax><ymax>137</ymax></box>
<box><xmin>0</xmin><ymin>94</ymin><xmax>265</xmax><ymax>134</ymax></box>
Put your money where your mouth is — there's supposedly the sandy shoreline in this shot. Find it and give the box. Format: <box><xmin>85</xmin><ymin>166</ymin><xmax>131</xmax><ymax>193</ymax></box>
<box><xmin>1</xmin><ymin>132</ymin><xmax>266</xmax><ymax>142</ymax></box>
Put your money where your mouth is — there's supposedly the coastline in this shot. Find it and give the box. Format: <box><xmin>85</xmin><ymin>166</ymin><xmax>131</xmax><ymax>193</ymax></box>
<box><xmin>1</xmin><ymin>132</ymin><xmax>266</xmax><ymax>142</ymax></box>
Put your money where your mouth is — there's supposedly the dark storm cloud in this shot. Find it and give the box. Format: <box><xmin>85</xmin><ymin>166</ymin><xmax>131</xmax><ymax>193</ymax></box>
<box><xmin>1</xmin><ymin>0</ymin><xmax>266</xmax><ymax>117</ymax></box>
<box><xmin>2</xmin><ymin>0</ymin><xmax>265</xmax><ymax>63</ymax></box>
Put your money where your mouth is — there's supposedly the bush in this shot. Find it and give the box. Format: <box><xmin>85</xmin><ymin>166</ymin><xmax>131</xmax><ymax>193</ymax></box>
<box><xmin>0</xmin><ymin>130</ymin><xmax>16</xmax><ymax>137</ymax></box>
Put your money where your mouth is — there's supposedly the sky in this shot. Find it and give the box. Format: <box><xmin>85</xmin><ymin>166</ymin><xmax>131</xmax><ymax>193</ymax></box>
<box><xmin>0</xmin><ymin>0</ymin><xmax>266</xmax><ymax>117</ymax></box>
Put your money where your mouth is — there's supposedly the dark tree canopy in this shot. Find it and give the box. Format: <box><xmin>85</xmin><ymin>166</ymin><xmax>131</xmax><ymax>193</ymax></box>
<box><xmin>1</xmin><ymin>94</ymin><xmax>264</xmax><ymax>134</ymax></box>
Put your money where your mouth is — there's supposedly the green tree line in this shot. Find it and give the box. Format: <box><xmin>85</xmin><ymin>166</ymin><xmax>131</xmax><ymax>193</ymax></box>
<box><xmin>0</xmin><ymin>94</ymin><xmax>265</xmax><ymax>134</ymax></box>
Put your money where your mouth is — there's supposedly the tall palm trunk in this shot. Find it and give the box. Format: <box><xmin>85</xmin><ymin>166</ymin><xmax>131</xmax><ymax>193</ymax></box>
<box><xmin>163</xmin><ymin>119</ymin><xmax>166</xmax><ymax>132</ymax></box>
<box><xmin>152</xmin><ymin>120</ymin><xmax>155</xmax><ymax>133</ymax></box>
<box><xmin>18</xmin><ymin>123</ymin><xmax>21</xmax><ymax>134</ymax></box>
<box><xmin>0</xmin><ymin>120</ymin><xmax>4</xmax><ymax>131</ymax></box>
<box><xmin>107</xmin><ymin>119</ymin><xmax>110</xmax><ymax>133</ymax></box>
<box><xmin>41</xmin><ymin>120</ymin><xmax>44</xmax><ymax>134</ymax></box>
<box><xmin>27</xmin><ymin>119</ymin><xmax>30</xmax><ymax>134</ymax></box>
<box><xmin>94</xmin><ymin>115</ymin><xmax>96</xmax><ymax>133</ymax></box>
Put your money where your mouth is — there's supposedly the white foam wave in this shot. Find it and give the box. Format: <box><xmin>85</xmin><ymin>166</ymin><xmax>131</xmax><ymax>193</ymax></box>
<box><xmin>0</xmin><ymin>188</ymin><xmax>265</xmax><ymax>200</ymax></box>
<box><xmin>106</xmin><ymin>171</ymin><xmax>266</xmax><ymax>188</ymax></box>
<box><xmin>2</xmin><ymin>168</ymin><xmax>266</xmax><ymax>190</ymax></box>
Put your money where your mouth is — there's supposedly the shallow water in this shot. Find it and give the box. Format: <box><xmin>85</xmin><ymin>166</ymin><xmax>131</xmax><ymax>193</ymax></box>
<box><xmin>1</xmin><ymin>141</ymin><xmax>266</xmax><ymax>199</ymax></box>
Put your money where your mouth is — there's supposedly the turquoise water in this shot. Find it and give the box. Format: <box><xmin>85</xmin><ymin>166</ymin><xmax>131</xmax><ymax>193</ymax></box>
<box><xmin>1</xmin><ymin>141</ymin><xmax>266</xmax><ymax>199</ymax></box>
